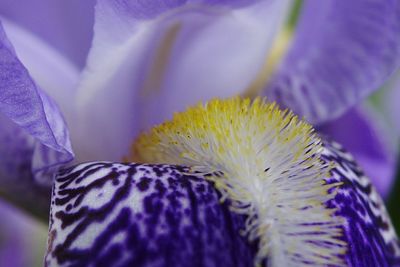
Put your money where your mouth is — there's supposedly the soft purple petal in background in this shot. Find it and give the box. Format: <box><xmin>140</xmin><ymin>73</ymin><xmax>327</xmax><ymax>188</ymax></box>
<box><xmin>265</xmin><ymin>0</ymin><xmax>400</xmax><ymax>124</ymax></box>
<box><xmin>0</xmin><ymin>21</ymin><xmax>74</xmax><ymax>216</ymax></box>
<box><xmin>75</xmin><ymin>0</ymin><xmax>292</xmax><ymax>162</ymax></box>
<box><xmin>45</xmin><ymin>162</ymin><xmax>257</xmax><ymax>267</ymax></box>
<box><xmin>319</xmin><ymin>107</ymin><xmax>396</xmax><ymax>197</ymax></box>
<box><xmin>0</xmin><ymin>0</ymin><xmax>96</xmax><ymax>68</ymax></box>
<box><xmin>0</xmin><ymin>112</ymin><xmax>51</xmax><ymax>218</ymax></box>
<box><xmin>0</xmin><ymin>199</ymin><xmax>47</xmax><ymax>267</ymax></box>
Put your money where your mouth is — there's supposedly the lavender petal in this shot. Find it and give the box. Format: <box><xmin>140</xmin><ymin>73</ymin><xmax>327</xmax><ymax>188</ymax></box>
<box><xmin>2</xmin><ymin>18</ymin><xmax>80</xmax><ymax>130</ymax></box>
<box><xmin>74</xmin><ymin>0</ymin><xmax>291</xmax><ymax>162</ymax></box>
<box><xmin>265</xmin><ymin>0</ymin><xmax>400</xmax><ymax>124</ymax></box>
<box><xmin>319</xmin><ymin>107</ymin><xmax>396</xmax><ymax>198</ymax></box>
<box><xmin>0</xmin><ymin>199</ymin><xmax>47</xmax><ymax>267</ymax></box>
<box><xmin>0</xmin><ymin>0</ymin><xmax>96</xmax><ymax>68</ymax></box>
<box><xmin>0</xmin><ymin>21</ymin><xmax>74</xmax><ymax>216</ymax></box>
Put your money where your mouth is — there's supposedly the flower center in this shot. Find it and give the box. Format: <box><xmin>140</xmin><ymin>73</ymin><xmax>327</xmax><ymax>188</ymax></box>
<box><xmin>129</xmin><ymin>97</ymin><xmax>345</xmax><ymax>267</ymax></box>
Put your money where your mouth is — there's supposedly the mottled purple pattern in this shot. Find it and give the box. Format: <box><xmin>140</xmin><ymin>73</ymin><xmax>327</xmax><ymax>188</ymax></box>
<box><xmin>110</xmin><ymin>0</ymin><xmax>259</xmax><ymax>19</ymax></box>
<box><xmin>265</xmin><ymin>0</ymin><xmax>400</xmax><ymax>124</ymax></box>
<box><xmin>0</xmin><ymin>21</ymin><xmax>73</xmax><ymax>186</ymax></box>
<box><xmin>322</xmin><ymin>140</ymin><xmax>400</xmax><ymax>266</ymax></box>
<box><xmin>46</xmin><ymin>142</ymin><xmax>400</xmax><ymax>266</ymax></box>
<box><xmin>45</xmin><ymin>163</ymin><xmax>257</xmax><ymax>267</ymax></box>
<box><xmin>319</xmin><ymin>107</ymin><xmax>396</xmax><ymax>198</ymax></box>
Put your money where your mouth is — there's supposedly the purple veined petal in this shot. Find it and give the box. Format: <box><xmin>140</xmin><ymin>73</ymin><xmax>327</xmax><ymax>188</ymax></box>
<box><xmin>0</xmin><ymin>199</ymin><xmax>47</xmax><ymax>267</ymax></box>
<box><xmin>74</xmin><ymin>0</ymin><xmax>292</xmax><ymax>162</ymax></box>
<box><xmin>264</xmin><ymin>0</ymin><xmax>400</xmax><ymax>124</ymax></box>
<box><xmin>0</xmin><ymin>0</ymin><xmax>96</xmax><ymax>69</ymax></box>
<box><xmin>45</xmin><ymin>162</ymin><xmax>257</xmax><ymax>267</ymax></box>
<box><xmin>46</xmin><ymin>141</ymin><xmax>400</xmax><ymax>266</ymax></box>
<box><xmin>318</xmin><ymin>106</ymin><xmax>397</xmax><ymax>198</ymax></box>
<box><xmin>0</xmin><ymin>21</ymin><xmax>73</xmax><ymax>189</ymax></box>
<box><xmin>322</xmin><ymin>140</ymin><xmax>400</xmax><ymax>266</ymax></box>
<box><xmin>2</xmin><ymin>18</ymin><xmax>81</xmax><ymax>151</ymax></box>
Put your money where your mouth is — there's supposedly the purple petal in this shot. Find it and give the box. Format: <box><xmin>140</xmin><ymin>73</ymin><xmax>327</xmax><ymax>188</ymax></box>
<box><xmin>45</xmin><ymin>162</ymin><xmax>257</xmax><ymax>267</ymax></box>
<box><xmin>46</xmin><ymin>142</ymin><xmax>400</xmax><ymax>266</ymax></box>
<box><xmin>265</xmin><ymin>0</ymin><xmax>400</xmax><ymax>124</ymax></box>
<box><xmin>0</xmin><ymin>0</ymin><xmax>96</xmax><ymax>68</ymax></box>
<box><xmin>0</xmin><ymin>199</ymin><xmax>47</xmax><ymax>267</ymax></box>
<box><xmin>318</xmin><ymin>107</ymin><xmax>396</xmax><ymax>198</ymax></box>
<box><xmin>2</xmin><ymin>18</ymin><xmax>81</xmax><ymax>152</ymax></box>
<box><xmin>322</xmin><ymin>140</ymin><xmax>400</xmax><ymax>266</ymax></box>
<box><xmin>75</xmin><ymin>0</ymin><xmax>292</xmax><ymax>162</ymax></box>
<box><xmin>0</xmin><ymin>112</ymin><xmax>53</xmax><ymax>218</ymax></box>
<box><xmin>0</xmin><ymin>21</ymin><xmax>73</xmax><ymax>184</ymax></box>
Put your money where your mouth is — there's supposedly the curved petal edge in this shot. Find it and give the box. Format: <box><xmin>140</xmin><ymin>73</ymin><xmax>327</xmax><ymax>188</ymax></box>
<box><xmin>265</xmin><ymin>0</ymin><xmax>400</xmax><ymax>124</ymax></box>
<box><xmin>0</xmin><ymin>21</ymin><xmax>74</xmax><ymax>186</ymax></box>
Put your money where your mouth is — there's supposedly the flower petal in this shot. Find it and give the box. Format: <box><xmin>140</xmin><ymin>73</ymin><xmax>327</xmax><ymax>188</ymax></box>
<box><xmin>46</xmin><ymin>141</ymin><xmax>400</xmax><ymax>266</ymax></box>
<box><xmin>0</xmin><ymin>113</ymin><xmax>52</xmax><ymax>218</ymax></box>
<box><xmin>0</xmin><ymin>0</ymin><xmax>96</xmax><ymax>68</ymax></box>
<box><xmin>265</xmin><ymin>0</ymin><xmax>400</xmax><ymax>124</ymax></box>
<box><xmin>75</xmin><ymin>0</ymin><xmax>292</xmax><ymax>162</ymax></box>
<box><xmin>0</xmin><ymin>199</ymin><xmax>47</xmax><ymax>267</ymax></box>
<box><xmin>45</xmin><ymin>162</ymin><xmax>256</xmax><ymax>267</ymax></box>
<box><xmin>2</xmin><ymin>18</ymin><xmax>81</xmax><ymax>150</ymax></box>
<box><xmin>0</xmin><ymin>24</ymin><xmax>73</xmax><ymax>184</ymax></box>
<box><xmin>318</xmin><ymin>107</ymin><xmax>396</xmax><ymax>198</ymax></box>
<box><xmin>322</xmin><ymin>140</ymin><xmax>400</xmax><ymax>266</ymax></box>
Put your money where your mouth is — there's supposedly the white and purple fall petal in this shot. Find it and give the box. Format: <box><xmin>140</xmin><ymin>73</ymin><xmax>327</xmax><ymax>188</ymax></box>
<box><xmin>46</xmin><ymin>163</ymin><xmax>256</xmax><ymax>267</ymax></box>
<box><xmin>45</xmin><ymin>141</ymin><xmax>400</xmax><ymax>266</ymax></box>
<box><xmin>46</xmin><ymin>98</ymin><xmax>400</xmax><ymax>267</ymax></box>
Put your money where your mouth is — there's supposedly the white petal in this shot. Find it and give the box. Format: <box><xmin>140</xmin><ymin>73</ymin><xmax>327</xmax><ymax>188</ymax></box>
<box><xmin>75</xmin><ymin>0</ymin><xmax>292</xmax><ymax>162</ymax></box>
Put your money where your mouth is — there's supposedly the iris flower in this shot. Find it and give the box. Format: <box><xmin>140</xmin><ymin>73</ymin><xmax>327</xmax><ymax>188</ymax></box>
<box><xmin>1</xmin><ymin>0</ymin><xmax>400</xmax><ymax>266</ymax></box>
